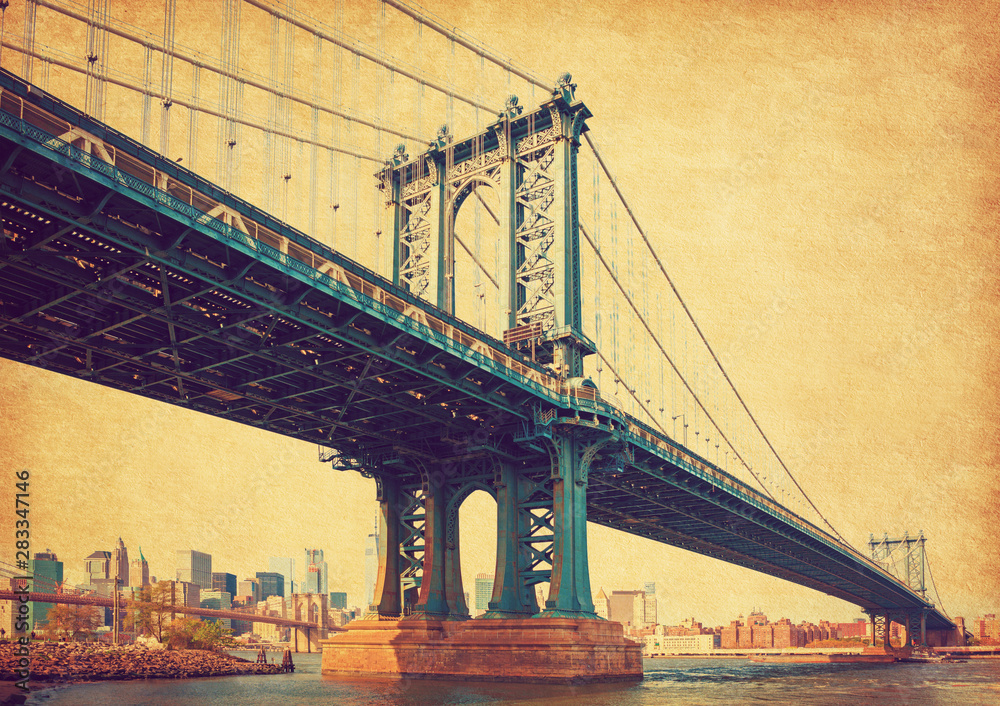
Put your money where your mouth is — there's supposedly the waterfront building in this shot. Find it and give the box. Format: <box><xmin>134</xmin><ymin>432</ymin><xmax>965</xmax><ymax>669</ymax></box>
<box><xmin>474</xmin><ymin>573</ymin><xmax>493</xmax><ymax>617</ymax></box>
<box><xmin>256</xmin><ymin>571</ymin><xmax>285</xmax><ymax>600</ymax></box>
<box><xmin>175</xmin><ymin>550</ymin><xmax>212</xmax><ymax>591</ymax></box>
<box><xmin>212</xmin><ymin>572</ymin><xmax>237</xmax><ymax>597</ymax></box>
<box><xmin>268</xmin><ymin>557</ymin><xmax>296</xmax><ymax>595</ymax></box>
<box><xmin>645</xmin><ymin>633</ymin><xmax>716</xmax><ymax>655</ymax></box>
<box><xmin>609</xmin><ymin>589</ymin><xmax>655</xmax><ymax>628</ymax></box>
<box><xmin>304</xmin><ymin>549</ymin><xmax>328</xmax><ymax>596</ymax></box>
<box><xmin>721</xmin><ymin>620</ymin><xmax>741</xmax><ymax>649</ymax></box>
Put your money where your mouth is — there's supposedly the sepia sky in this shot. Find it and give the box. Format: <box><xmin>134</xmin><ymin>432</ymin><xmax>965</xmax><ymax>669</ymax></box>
<box><xmin>1</xmin><ymin>0</ymin><xmax>998</xmax><ymax>628</ymax></box>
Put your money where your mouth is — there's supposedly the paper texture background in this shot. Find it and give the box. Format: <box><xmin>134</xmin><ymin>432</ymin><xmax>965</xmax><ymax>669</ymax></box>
<box><xmin>1</xmin><ymin>0</ymin><xmax>997</xmax><ymax>629</ymax></box>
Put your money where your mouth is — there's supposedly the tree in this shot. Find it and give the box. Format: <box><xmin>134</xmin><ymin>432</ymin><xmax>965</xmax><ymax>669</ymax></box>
<box><xmin>43</xmin><ymin>603</ymin><xmax>102</xmax><ymax>640</ymax></box>
<box><xmin>125</xmin><ymin>586</ymin><xmax>154</xmax><ymax>638</ymax></box>
<box><xmin>164</xmin><ymin>617</ymin><xmax>235</xmax><ymax>651</ymax></box>
<box><xmin>145</xmin><ymin>581</ymin><xmax>176</xmax><ymax>642</ymax></box>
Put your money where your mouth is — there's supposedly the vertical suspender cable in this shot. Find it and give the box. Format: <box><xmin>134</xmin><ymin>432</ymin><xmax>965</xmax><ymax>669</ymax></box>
<box><xmin>188</xmin><ymin>63</ymin><xmax>199</xmax><ymax>173</ymax></box>
<box><xmin>584</xmin><ymin>135</ymin><xmax>852</xmax><ymax>545</ymax></box>
<box><xmin>309</xmin><ymin>34</ymin><xmax>321</xmax><ymax>236</ymax></box>
<box><xmin>328</xmin><ymin>0</ymin><xmax>343</xmax><ymax>248</ymax></box>
<box><xmin>160</xmin><ymin>0</ymin><xmax>176</xmax><ymax>157</ymax></box>
<box><xmin>141</xmin><ymin>43</ymin><xmax>152</xmax><ymax>146</ymax></box>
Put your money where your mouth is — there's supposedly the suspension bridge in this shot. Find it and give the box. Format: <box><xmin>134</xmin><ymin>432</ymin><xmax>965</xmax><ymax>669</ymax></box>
<box><xmin>0</xmin><ymin>0</ymin><xmax>957</xmax><ymax>682</ymax></box>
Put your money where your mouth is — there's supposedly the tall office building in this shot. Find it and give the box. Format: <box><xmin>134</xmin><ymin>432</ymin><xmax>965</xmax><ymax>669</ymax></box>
<box><xmin>363</xmin><ymin>519</ymin><xmax>379</xmax><ymax>607</ymax></box>
<box><xmin>85</xmin><ymin>550</ymin><xmax>111</xmax><ymax>583</ymax></box>
<box><xmin>644</xmin><ymin>581</ymin><xmax>656</xmax><ymax>595</ymax></box>
<box><xmin>609</xmin><ymin>590</ymin><xmax>654</xmax><ymax>627</ymax></box>
<box><xmin>237</xmin><ymin>577</ymin><xmax>260</xmax><ymax>604</ymax></box>
<box><xmin>594</xmin><ymin>588</ymin><xmax>610</xmax><ymax>620</ymax></box>
<box><xmin>268</xmin><ymin>557</ymin><xmax>296</xmax><ymax>595</ymax></box>
<box><xmin>176</xmin><ymin>550</ymin><xmax>212</xmax><ymax>591</ymax></box>
<box><xmin>212</xmin><ymin>572</ymin><xmax>237</xmax><ymax>597</ymax></box>
<box><xmin>329</xmin><ymin>592</ymin><xmax>348</xmax><ymax>610</ymax></box>
<box><xmin>200</xmin><ymin>590</ymin><xmax>232</xmax><ymax>629</ymax></box>
<box><xmin>255</xmin><ymin>571</ymin><xmax>284</xmax><ymax>600</ymax></box>
<box><xmin>474</xmin><ymin>573</ymin><xmax>493</xmax><ymax>617</ymax></box>
<box><xmin>113</xmin><ymin>537</ymin><xmax>129</xmax><ymax>587</ymax></box>
<box><xmin>129</xmin><ymin>548</ymin><xmax>150</xmax><ymax>588</ymax></box>
<box><xmin>304</xmin><ymin>548</ymin><xmax>328</xmax><ymax>596</ymax></box>
<box><xmin>28</xmin><ymin>550</ymin><xmax>63</xmax><ymax>629</ymax></box>
<box><xmin>169</xmin><ymin>580</ymin><xmax>202</xmax><ymax>608</ymax></box>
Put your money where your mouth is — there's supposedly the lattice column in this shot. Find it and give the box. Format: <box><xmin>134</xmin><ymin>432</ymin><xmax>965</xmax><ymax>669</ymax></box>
<box><xmin>411</xmin><ymin>461</ymin><xmax>494</xmax><ymax>621</ymax></box>
<box><xmin>484</xmin><ymin>463</ymin><xmax>553</xmax><ymax>618</ymax></box>
<box><xmin>381</xmin><ymin>144</ymin><xmax>444</xmax><ymax>307</ymax></box>
<box><xmin>398</xmin><ymin>483</ymin><xmax>426</xmax><ymax>613</ymax></box>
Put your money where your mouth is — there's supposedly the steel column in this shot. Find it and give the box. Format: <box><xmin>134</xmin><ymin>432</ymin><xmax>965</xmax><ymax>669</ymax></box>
<box><xmin>485</xmin><ymin>463</ymin><xmax>550</xmax><ymax>618</ymax></box>
<box><xmin>369</xmin><ymin>476</ymin><xmax>402</xmax><ymax>617</ymax></box>
<box><xmin>539</xmin><ymin>430</ymin><xmax>600</xmax><ymax>618</ymax></box>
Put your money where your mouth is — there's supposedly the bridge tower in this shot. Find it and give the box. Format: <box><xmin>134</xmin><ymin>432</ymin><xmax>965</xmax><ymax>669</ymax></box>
<box><xmin>322</xmin><ymin>78</ymin><xmax>641</xmax><ymax>682</ymax></box>
<box><xmin>379</xmin><ymin>73</ymin><xmax>596</xmax><ymax>380</ymax></box>
<box><xmin>867</xmin><ymin>531</ymin><xmax>929</xmax><ymax>648</ymax></box>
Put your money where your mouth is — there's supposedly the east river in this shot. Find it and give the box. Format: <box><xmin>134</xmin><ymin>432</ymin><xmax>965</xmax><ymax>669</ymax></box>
<box><xmin>26</xmin><ymin>652</ymin><xmax>1000</xmax><ymax>705</ymax></box>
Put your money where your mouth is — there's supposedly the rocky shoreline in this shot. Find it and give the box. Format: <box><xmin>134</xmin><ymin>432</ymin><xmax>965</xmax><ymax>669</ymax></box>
<box><xmin>0</xmin><ymin>641</ymin><xmax>284</xmax><ymax>683</ymax></box>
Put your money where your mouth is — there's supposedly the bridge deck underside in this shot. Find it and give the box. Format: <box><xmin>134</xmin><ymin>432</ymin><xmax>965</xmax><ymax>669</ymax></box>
<box><xmin>587</xmin><ymin>456</ymin><xmax>952</xmax><ymax>629</ymax></box>
<box><xmin>0</xmin><ymin>96</ymin><xmax>951</xmax><ymax>632</ymax></box>
<box><xmin>0</xmin><ymin>128</ymin><xmax>536</xmax><ymax>469</ymax></box>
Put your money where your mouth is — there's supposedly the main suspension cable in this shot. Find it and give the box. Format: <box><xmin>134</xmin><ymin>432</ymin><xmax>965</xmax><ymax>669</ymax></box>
<box><xmin>584</xmin><ymin>133</ymin><xmax>852</xmax><ymax>547</ymax></box>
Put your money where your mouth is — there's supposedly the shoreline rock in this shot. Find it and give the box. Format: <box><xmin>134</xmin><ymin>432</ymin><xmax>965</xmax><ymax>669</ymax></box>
<box><xmin>0</xmin><ymin>641</ymin><xmax>284</xmax><ymax>683</ymax></box>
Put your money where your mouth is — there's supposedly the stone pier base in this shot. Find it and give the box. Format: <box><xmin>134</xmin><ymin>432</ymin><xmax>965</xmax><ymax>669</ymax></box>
<box><xmin>320</xmin><ymin>617</ymin><xmax>643</xmax><ymax>684</ymax></box>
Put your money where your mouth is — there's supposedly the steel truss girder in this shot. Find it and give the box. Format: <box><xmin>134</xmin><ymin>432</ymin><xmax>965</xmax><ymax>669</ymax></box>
<box><xmin>0</xmin><ymin>180</ymin><xmax>531</xmax><ymax>436</ymax></box>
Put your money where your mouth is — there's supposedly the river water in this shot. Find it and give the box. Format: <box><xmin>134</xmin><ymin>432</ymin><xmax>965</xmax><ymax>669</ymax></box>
<box><xmin>26</xmin><ymin>653</ymin><xmax>1000</xmax><ymax>705</ymax></box>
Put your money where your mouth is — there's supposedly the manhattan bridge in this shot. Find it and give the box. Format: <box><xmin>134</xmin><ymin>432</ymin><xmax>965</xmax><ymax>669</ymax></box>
<box><xmin>0</xmin><ymin>0</ymin><xmax>955</xmax><ymax>679</ymax></box>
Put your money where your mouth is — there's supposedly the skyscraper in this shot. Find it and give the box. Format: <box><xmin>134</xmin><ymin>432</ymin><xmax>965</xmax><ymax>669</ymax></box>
<box><xmin>28</xmin><ymin>550</ymin><xmax>63</xmax><ymax>630</ymax></box>
<box><xmin>85</xmin><ymin>550</ymin><xmax>111</xmax><ymax>584</ymax></box>
<box><xmin>304</xmin><ymin>548</ymin><xmax>328</xmax><ymax>596</ymax></box>
<box><xmin>113</xmin><ymin>537</ymin><xmax>129</xmax><ymax>587</ymax></box>
<box><xmin>212</xmin><ymin>572</ymin><xmax>237</xmax><ymax>597</ymax></box>
<box><xmin>237</xmin><ymin>577</ymin><xmax>260</xmax><ymax>604</ymax></box>
<box><xmin>474</xmin><ymin>573</ymin><xmax>493</xmax><ymax>617</ymax></box>
<box><xmin>255</xmin><ymin>572</ymin><xmax>284</xmax><ymax>600</ymax></box>
<box><xmin>268</xmin><ymin>557</ymin><xmax>296</xmax><ymax>595</ymax></box>
<box><xmin>175</xmin><ymin>550</ymin><xmax>212</xmax><ymax>591</ymax></box>
<box><xmin>129</xmin><ymin>548</ymin><xmax>150</xmax><ymax>588</ymax></box>
<box><xmin>200</xmin><ymin>590</ymin><xmax>232</xmax><ymax>629</ymax></box>
<box><xmin>363</xmin><ymin>519</ymin><xmax>379</xmax><ymax>607</ymax></box>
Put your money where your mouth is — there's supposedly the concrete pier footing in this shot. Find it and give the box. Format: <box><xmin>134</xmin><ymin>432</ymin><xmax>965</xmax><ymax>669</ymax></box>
<box><xmin>320</xmin><ymin>617</ymin><xmax>643</xmax><ymax>684</ymax></box>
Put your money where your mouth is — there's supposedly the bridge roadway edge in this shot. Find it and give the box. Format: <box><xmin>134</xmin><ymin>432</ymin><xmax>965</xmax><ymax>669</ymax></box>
<box><xmin>319</xmin><ymin>617</ymin><xmax>643</xmax><ymax>684</ymax></box>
